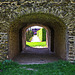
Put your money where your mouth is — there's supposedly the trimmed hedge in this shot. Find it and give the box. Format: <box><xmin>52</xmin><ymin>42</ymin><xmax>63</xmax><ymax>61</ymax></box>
<box><xmin>37</xmin><ymin>28</ymin><xmax>46</xmax><ymax>41</ymax></box>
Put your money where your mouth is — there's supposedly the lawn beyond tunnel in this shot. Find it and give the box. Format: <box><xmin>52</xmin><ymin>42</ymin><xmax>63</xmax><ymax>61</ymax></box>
<box><xmin>26</xmin><ymin>41</ymin><xmax>47</xmax><ymax>47</ymax></box>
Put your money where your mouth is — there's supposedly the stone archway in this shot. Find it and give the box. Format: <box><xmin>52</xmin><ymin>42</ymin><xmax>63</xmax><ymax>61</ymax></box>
<box><xmin>9</xmin><ymin>13</ymin><xmax>67</xmax><ymax>60</ymax></box>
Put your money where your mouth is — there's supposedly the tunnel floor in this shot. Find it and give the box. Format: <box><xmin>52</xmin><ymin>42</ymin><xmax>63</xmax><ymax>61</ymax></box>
<box><xmin>13</xmin><ymin>46</ymin><xmax>61</xmax><ymax>64</ymax></box>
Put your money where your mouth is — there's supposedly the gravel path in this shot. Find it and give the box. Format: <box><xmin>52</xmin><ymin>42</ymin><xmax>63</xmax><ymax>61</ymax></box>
<box><xmin>31</xmin><ymin>35</ymin><xmax>41</xmax><ymax>42</ymax></box>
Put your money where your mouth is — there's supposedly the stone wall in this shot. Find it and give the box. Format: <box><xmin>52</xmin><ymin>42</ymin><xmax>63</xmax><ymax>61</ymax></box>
<box><xmin>0</xmin><ymin>32</ymin><xmax>8</xmax><ymax>61</ymax></box>
<box><xmin>0</xmin><ymin>0</ymin><xmax>75</xmax><ymax>62</ymax></box>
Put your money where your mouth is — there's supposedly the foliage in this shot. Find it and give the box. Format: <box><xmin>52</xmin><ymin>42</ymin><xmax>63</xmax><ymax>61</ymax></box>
<box><xmin>2</xmin><ymin>59</ymin><xmax>18</xmax><ymax>65</ymax></box>
<box><xmin>26</xmin><ymin>30</ymin><xmax>33</xmax><ymax>42</ymax></box>
<box><xmin>37</xmin><ymin>28</ymin><xmax>46</xmax><ymax>41</ymax></box>
<box><xmin>29</xmin><ymin>37</ymin><xmax>33</xmax><ymax>42</ymax></box>
<box><xmin>0</xmin><ymin>60</ymin><xmax>75</xmax><ymax>75</ymax></box>
<box><xmin>0</xmin><ymin>60</ymin><xmax>18</xmax><ymax>71</ymax></box>
<box><xmin>73</xmin><ymin>60</ymin><xmax>75</xmax><ymax>65</ymax></box>
<box><xmin>26</xmin><ymin>41</ymin><xmax>47</xmax><ymax>47</ymax></box>
<box><xmin>0</xmin><ymin>62</ymin><xmax>3</xmax><ymax>70</ymax></box>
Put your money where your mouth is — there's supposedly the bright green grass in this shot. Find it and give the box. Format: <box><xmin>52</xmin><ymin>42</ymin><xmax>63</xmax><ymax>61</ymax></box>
<box><xmin>26</xmin><ymin>41</ymin><xmax>47</xmax><ymax>47</ymax></box>
<box><xmin>0</xmin><ymin>60</ymin><xmax>75</xmax><ymax>75</ymax></box>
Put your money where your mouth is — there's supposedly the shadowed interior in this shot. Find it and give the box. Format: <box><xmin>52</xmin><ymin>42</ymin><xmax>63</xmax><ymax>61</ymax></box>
<box><xmin>9</xmin><ymin>13</ymin><xmax>67</xmax><ymax>60</ymax></box>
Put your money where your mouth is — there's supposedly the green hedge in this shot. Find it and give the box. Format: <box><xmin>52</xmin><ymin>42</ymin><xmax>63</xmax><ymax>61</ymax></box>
<box><xmin>37</xmin><ymin>28</ymin><xmax>46</xmax><ymax>41</ymax></box>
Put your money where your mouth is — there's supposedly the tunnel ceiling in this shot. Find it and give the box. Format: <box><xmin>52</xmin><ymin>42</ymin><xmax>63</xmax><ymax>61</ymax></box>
<box><xmin>10</xmin><ymin>13</ymin><xmax>66</xmax><ymax>31</ymax></box>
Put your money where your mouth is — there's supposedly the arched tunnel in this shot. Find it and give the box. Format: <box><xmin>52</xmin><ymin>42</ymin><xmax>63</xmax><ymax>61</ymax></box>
<box><xmin>9</xmin><ymin>13</ymin><xmax>67</xmax><ymax>64</ymax></box>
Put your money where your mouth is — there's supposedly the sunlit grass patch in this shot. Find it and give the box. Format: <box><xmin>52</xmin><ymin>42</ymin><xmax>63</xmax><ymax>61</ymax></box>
<box><xmin>26</xmin><ymin>41</ymin><xmax>47</xmax><ymax>47</ymax></box>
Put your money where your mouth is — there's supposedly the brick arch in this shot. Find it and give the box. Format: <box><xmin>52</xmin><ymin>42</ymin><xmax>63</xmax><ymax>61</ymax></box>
<box><xmin>9</xmin><ymin>13</ymin><xmax>67</xmax><ymax>60</ymax></box>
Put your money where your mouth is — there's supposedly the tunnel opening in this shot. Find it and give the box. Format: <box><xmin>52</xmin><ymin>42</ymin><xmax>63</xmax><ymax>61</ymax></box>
<box><xmin>9</xmin><ymin>13</ymin><xmax>67</xmax><ymax>64</ymax></box>
<box><xmin>25</xmin><ymin>26</ymin><xmax>47</xmax><ymax>48</ymax></box>
<box><xmin>19</xmin><ymin>25</ymin><xmax>54</xmax><ymax>54</ymax></box>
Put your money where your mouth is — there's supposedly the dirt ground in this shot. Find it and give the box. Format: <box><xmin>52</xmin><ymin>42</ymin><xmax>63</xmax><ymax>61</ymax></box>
<box><xmin>13</xmin><ymin>46</ymin><xmax>61</xmax><ymax>64</ymax></box>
